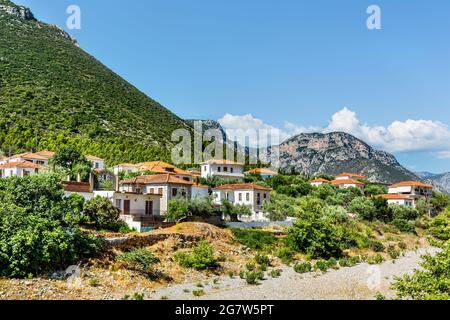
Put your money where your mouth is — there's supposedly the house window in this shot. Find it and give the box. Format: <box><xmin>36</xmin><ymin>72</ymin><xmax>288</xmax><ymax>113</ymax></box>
<box><xmin>95</xmin><ymin>162</ymin><xmax>99</xmax><ymax>169</ymax></box>
<box><xmin>218</xmin><ymin>167</ymin><xmax>221</xmax><ymax>172</ymax></box>
<box><xmin>36</xmin><ymin>161</ymin><xmax>44</xmax><ymax>165</ymax></box>
<box><xmin>149</xmin><ymin>188</ymin><xmax>155</xmax><ymax>194</ymax></box>
<box><xmin>172</xmin><ymin>188</ymin><xmax>178</xmax><ymax>197</ymax></box>
<box><xmin>223</xmin><ymin>167</ymin><xmax>228</xmax><ymax>172</ymax></box>
<box><xmin>257</xmin><ymin>193</ymin><xmax>261</xmax><ymax>205</ymax></box>
<box><xmin>246</xmin><ymin>193</ymin><xmax>250</xmax><ymax>201</ymax></box>
<box><xmin>135</xmin><ymin>187</ymin><xmax>141</xmax><ymax>194</ymax></box>
<box><xmin>264</xmin><ymin>193</ymin><xmax>267</xmax><ymax>199</ymax></box>
<box><xmin>116</xmin><ymin>199</ymin><xmax>122</xmax><ymax>209</ymax></box>
<box><xmin>230</xmin><ymin>167</ymin><xmax>234</xmax><ymax>173</ymax></box>
<box><xmin>204</xmin><ymin>166</ymin><xmax>207</xmax><ymax>171</ymax></box>
<box><xmin>239</xmin><ymin>193</ymin><xmax>242</xmax><ymax>201</ymax></box>
<box><xmin>158</xmin><ymin>188</ymin><xmax>164</xmax><ymax>195</ymax></box>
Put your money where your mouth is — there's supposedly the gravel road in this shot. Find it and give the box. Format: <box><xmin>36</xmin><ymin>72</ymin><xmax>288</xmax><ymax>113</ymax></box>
<box><xmin>150</xmin><ymin>248</ymin><xmax>439</xmax><ymax>300</ymax></box>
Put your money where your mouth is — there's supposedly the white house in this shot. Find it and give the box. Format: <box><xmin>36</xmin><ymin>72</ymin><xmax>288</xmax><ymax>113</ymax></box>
<box><xmin>378</xmin><ymin>194</ymin><xmax>414</xmax><ymax>207</ymax></box>
<box><xmin>86</xmin><ymin>155</ymin><xmax>105</xmax><ymax>170</ymax></box>
<box><xmin>212</xmin><ymin>183</ymin><xmax>272</xmax><ymax>221</ymax></box>
<box><xmin>201</xmin><ymin>159</ymin><xmax>245</xmax><ymax>180</ymax></box>
<box><xmin>0</xmin><ymin>161</ymin><xmax>44</xmax><ymax>178</ymax></box>
<box><xmin>335</xmin><ymin>172</ymin><xmax>366</xmax><ymax>181</ymax></box>
<box><xmin>387</xmin><ymin>181</ymin><xmax>433</xmax><ymax>207</ymax></box>
<box><xmin>310</xmin><ymin>178</ymin><xmax>331</xmax><ymax>187</ymax></box>
<box><xmin>388</xmin><ymin>181</ymin><xmax>433</xmax><ymax>197</ymax></box>
<box><xmin>331</xmin><ymin>179</ymin><xmax>365</xmax><ymax>191</ymax></box>
<box><xmin>245</xmin><ymin>168</ymin><xmax>278</xmax><ymax>180</ymax></box>
<box><xmin>120</xmin><ymin>174</ymin><xmax>197</xmax><ymax>215</ymax></box>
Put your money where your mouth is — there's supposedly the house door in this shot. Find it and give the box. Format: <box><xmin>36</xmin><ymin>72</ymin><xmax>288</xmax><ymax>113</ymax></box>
<box><xmin>145</xmin><ymin>201</ymin><xmax>153</xmax><ymax>215</ymax></box>
<box><xmin>124</xmin><ymin>200</ymin><xmax>131</xmax><ymax>215</ymax></box>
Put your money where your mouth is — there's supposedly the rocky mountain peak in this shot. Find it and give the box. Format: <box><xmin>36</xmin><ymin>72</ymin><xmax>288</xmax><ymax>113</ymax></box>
<box><xmin>277</xmin><ymin>131</ymin><xmax>418</xmax><ymax>184</ymax></box>
<box><xmin>0</xmin><ymin>0</ymin><xmax>35</xmax><ymax>21</ymax></box>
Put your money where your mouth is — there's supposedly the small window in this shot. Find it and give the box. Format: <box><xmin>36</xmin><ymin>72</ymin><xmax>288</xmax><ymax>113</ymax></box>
<box><xmin>172</xmin><ymin>188</ymin><xmax>178</xmax><ymax>197</ymax></box>
<box><xmin>218</xmin><ymin>167</ymin><xmax>221</xmax><ymax>172</ymax></box>
<box><xmin>149</xmin><ymin>188</ymin><xmax>155</xmax><ymax>194</ymax></box>
<box><xmin>246</xmin><ymin>193</ymin><xmax>250</xmax><ymax>201</ymax></box>
<box><xmin>230</xmin><ymin>167</ymin><xmax>234</xmax><ymax>173</ymax></box>
<box><xmin>239</xmin><ymin>193</ymin><xmax>242</xmax><ymax>201</ymax></box>
<box><xmin>223</xmin><ymin>167</ymin><xmax>228</xmax><ymax>172</ymax></box>
<box><xmin>158</xmin><ymin>188</ymin><xmax>164</xmax><ymax>195</ymax></box>
<box><xmin>264</xmin><ymin>193</ymin><xmax>267</xmax><ymax>199</ymax></box>
<box><xmin>204</xmin><ymin>166</ymin><xmax>207</xmax><ymax>171</ymax></box>
<box><xmin>116</xmin><ymin>199</ymin><xmax>122</xmax><ymax>209</ymax></box>
<box><xmin>95</xmin><ymin>162</ymin><xmax>99</xmax><ymax>169</ymax></box>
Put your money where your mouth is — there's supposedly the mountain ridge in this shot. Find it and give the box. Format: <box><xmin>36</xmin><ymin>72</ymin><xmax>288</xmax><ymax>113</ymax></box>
<box><xmin>0</xmin><ymin>0</ymin><xmax>191</xmax><ymax>165</ymax></box>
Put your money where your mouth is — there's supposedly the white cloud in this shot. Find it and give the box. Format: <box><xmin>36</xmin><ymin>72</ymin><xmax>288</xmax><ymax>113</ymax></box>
<box><xmin>218</xmin><ymin>108</ymin><xmax>450</xmax><ymax>155</ymax></box>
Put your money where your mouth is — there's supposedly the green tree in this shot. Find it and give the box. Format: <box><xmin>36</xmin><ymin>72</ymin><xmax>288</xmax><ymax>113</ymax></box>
<box><xmin>167</xmin><ymin>198</ymin><xmax>190</xmax><ymax>222</ymax></box>
<box><xmin>83</xmin><ymin>196</ymin><xmax>122</xmax><ymax>231</ymax></box>
<box><xmin>349</xmin><ymin>196</ymin><xmax>377</xmax><ymax>221</ymax></box>
<box><xmin>0</xmin><ymin>174</ymin><xmax>103</xmax><ymax>278</ymax></box>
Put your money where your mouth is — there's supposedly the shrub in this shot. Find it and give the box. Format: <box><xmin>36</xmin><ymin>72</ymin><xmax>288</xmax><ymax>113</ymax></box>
<box><xmin>387</xmin><ymin>245</ymin><xmax>401</xmax><ymax>259</ymax></box>
<box><xmin>117</xmin><ymin>248</ymin><xmax>160</xmax><ymax>277</ymax></box>
<box><xmin>255</xmin><ymin>253</ymin><xmax>270</xmax><ymax>267</ymax></box>
<box><xmin>327</xmin><ymin>257</ymin><xmax>338</xmax><ymax>269</ymax></box>
<box><xmin>370</xmin><ymin>241</ymin><xmax>385</xmax><ymax>253</ymax></box>
<box><xmin>293</xmin><ymin>262</ymin><xmax>312</xmax><ymax>274</ymax></box>
<box><xmin>244</xmin><ymin>271</ymin><xmax>260</xmax><ymax>285</ymax></box>
<box><xmin>83</xmin><ymin>196</ymin><xmax>122</xmax><ymax>231</ymax></box>
<box><xmin>349</xmin><ymin>197</ymin><xmax>377</xmax><ymax>221</ymax></box>
<box><xmin>338</xmin><ymin>257</ymin><xmax>354</xmax><ymax>268</ymax></box>
<box><xmin>167</xmin><ymin>198</ymin><xmax>190</xmax><ymax>222</ymax></box>
<box><xmin>0</xmin><ymin>174</ymin><xmax>103</xmax><ymax>278</ymax></box>
<box><xmin>314</xmin><ymin>260</ymin><xmax>329</xmax><ymax>272</ymax></box>
<box><xmin>188</xmin><ymin>197</ymin><xmax>215</xmax><ymax>216</ymax></box>
<box><xmin>174</xmin><ymin>241</ymin><xmax>218</xmax><ymax>270</ymax></box>
<box><xmin>392</xmin><ymin>219</ymin><xmax>415</xmax><ymax>233</ymax></box>
<box><xmin>391</xmin><ymin>205</ymin><xmax>420</xmax><ymax>221</ymax></box>
<box><xmin>367</xmin><ymin>254</ymin><xmax>384</xmax><ymax>265</ymax></box>
<box><xmin>428</xmin><ymin>211</ymin><xmax>450</xmax><ymax>241</ymax></box>
<box><xmin>323</xmin><ymin>205</ymin><xmax>349</xmax><ymax>223</ymax></box>
<box><xmin>393</xmin><ymin>243</ymin><xmax>450</xmax><ymax>300</ymax></box>
<box><xmin>286</xmin><ymin>212</ymin><xmax>342</xmax><ymax>259</ymax></box>
<box><xmin>269</xmin><ymin>269</ymin><xmax>282</xmax><ymax>278</ymax></box>
<box><xmin>275</xmin><ymin>246</ymin><xmax>296</xmax><ymax>264</ymax></box>
<box><xmin>192</xmin><ymin>290</ymin><xmax>205</xmax><ymax>297</ymax></box>
<box><xmin>231</xmin><ymin>229</ymin><xmax>277</xmax><ymax>251</ymax></box>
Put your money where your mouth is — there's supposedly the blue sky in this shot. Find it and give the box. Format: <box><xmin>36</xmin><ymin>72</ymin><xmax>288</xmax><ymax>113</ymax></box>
<box><xmin>15</xmin><ymin>0</ymin><xmax>450</xmax><ymax>173</ymax></box>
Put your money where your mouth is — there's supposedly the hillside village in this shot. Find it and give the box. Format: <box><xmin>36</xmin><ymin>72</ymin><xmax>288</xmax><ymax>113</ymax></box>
<box><xmin>0</xmin><ymin>149</ymin><xmax>436</xmax><ymax>232</ymax></box>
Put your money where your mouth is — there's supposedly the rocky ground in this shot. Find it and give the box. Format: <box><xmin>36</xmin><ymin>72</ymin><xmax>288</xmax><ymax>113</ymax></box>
<box><xmin>151</xmin><ymin>248</ymin><xmax>439</xmax><ymax>300</ymax></box>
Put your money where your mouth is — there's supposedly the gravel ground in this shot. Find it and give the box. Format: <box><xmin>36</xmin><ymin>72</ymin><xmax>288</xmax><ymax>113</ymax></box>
<box><xmin>150</xmin><ymin>248</ymin><xmax>439</xmax><ymax>300</ymax></box>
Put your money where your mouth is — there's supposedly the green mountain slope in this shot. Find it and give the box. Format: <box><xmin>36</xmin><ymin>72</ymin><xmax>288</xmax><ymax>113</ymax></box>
<box><xmin>0</xmin><ymin>0</ymin><xmax>190</xmax><ymax>165</ymax></box>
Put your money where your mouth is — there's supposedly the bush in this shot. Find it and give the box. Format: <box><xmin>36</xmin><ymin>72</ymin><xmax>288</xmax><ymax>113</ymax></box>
<box><xmin>393</xmin><ymin>243</ymin><xmax>450</xmax><ymax>300</ymax></box>
<box><xmin>390</xmin><ymin>205</ymin><xmax>420</xmax><ymax>221</ymax></box>
<box><xmin>323</xmin><ymin>205</ymin><xmax>349</xmax><ymax>223</ymax></box>
<box><xmin>174</xmin><ymin>241</ymin><xmax>218</xmax><ymax>270</ymax></box>
<box><xmin>387</xmin><ymin>245</ymin><xmax>401</xmax><ymax>259</ymax></box>
<box><xmin>349</xmin><ymin>197</ymin><xmax>377</xmax><ymax>221</ymax></box>
<box><xmin>231</xmin><ymin>229</ymin><xmax>277</xmax><ymax>251</ymax></box>
<box><xmin>428</xmin><ymin>211</ymin><xmax>450</xmax><ymax>241</ymax></box>
<box><xmin>255</xmin><ymin>253</ymin><xmax>270</xmax><ymax>267</ymax></box>
<box><xmin>370</xmin><ymin>241</ymin><xmax>385</xmax><ymax>253</ymax></box>
<box><xmin>83</xmin><ymin>196</ymin><xmax>122</xmax><ymax>231</ymax></box>
<box><xmin>192</xmin><ymin>290</ymin><xmax>205</xmax><ymax>297</ymax></box>
<box><xmin>117</xmin><ymin>248</ymin><xmax>160</xmax><ymax>277</ymax></box>
<box><xmin>367</xmin><ymin>254</ymin><xmax>384</xmax><ymax>265</ymax></box>
<box><xmin>293</xmin><ymin>262</ymin><xmax>312</xmax><ymax>274</ymax></box>
<box><xmin>0</xmin><ymin>174</ymin><xmax>103</xmax><ymax>278</ymax></box>
<box><xmin>392</xmin><ymin>218</ymin><xmax>415</xmax><ymax>233</ymax></box>
<box><xmin>275</xmin><ymin>246</ymin><xmax>296</xmax><ymax>264</ymax></box>
<box><xmin>188</xmin><ymin>197</ymin><xmax>215</xmax><ymax>216</ymax></box>
<box><xmin>314</xmin><ymin>260</ymin><xmax>329</xmax><ymax>272</ymax></box>
<box><xmin>286</xmin><ymin>212</ymin><xmax>343</xmax><ymax>259</ymax></box>
<box><xmin>269</xmin><ymin>269</ymin><xmax>282</xmax><ymax>278</ymax></box>
<box><xmin>167</xmin><ymin>198</ymin><xmax>190</xmax><ymax>222</ymax></box>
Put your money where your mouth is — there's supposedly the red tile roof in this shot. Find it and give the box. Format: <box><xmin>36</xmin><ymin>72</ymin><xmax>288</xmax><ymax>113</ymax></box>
<box><xmin>311</xmin><ymin>178</ymin><xmax>330</xmax><ymax>183</ymax></box>
<box><xmin>0</xmin><ymin>161</ymin><xmax>43</xmax><ymax>169</ymax></box>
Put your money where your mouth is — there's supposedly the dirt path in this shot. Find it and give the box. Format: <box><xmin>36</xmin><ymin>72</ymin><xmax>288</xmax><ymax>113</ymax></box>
<box><xmin>150</xmin><ymin>248</ymin><xmax>439</xmax><ymax>300</ymax></box>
